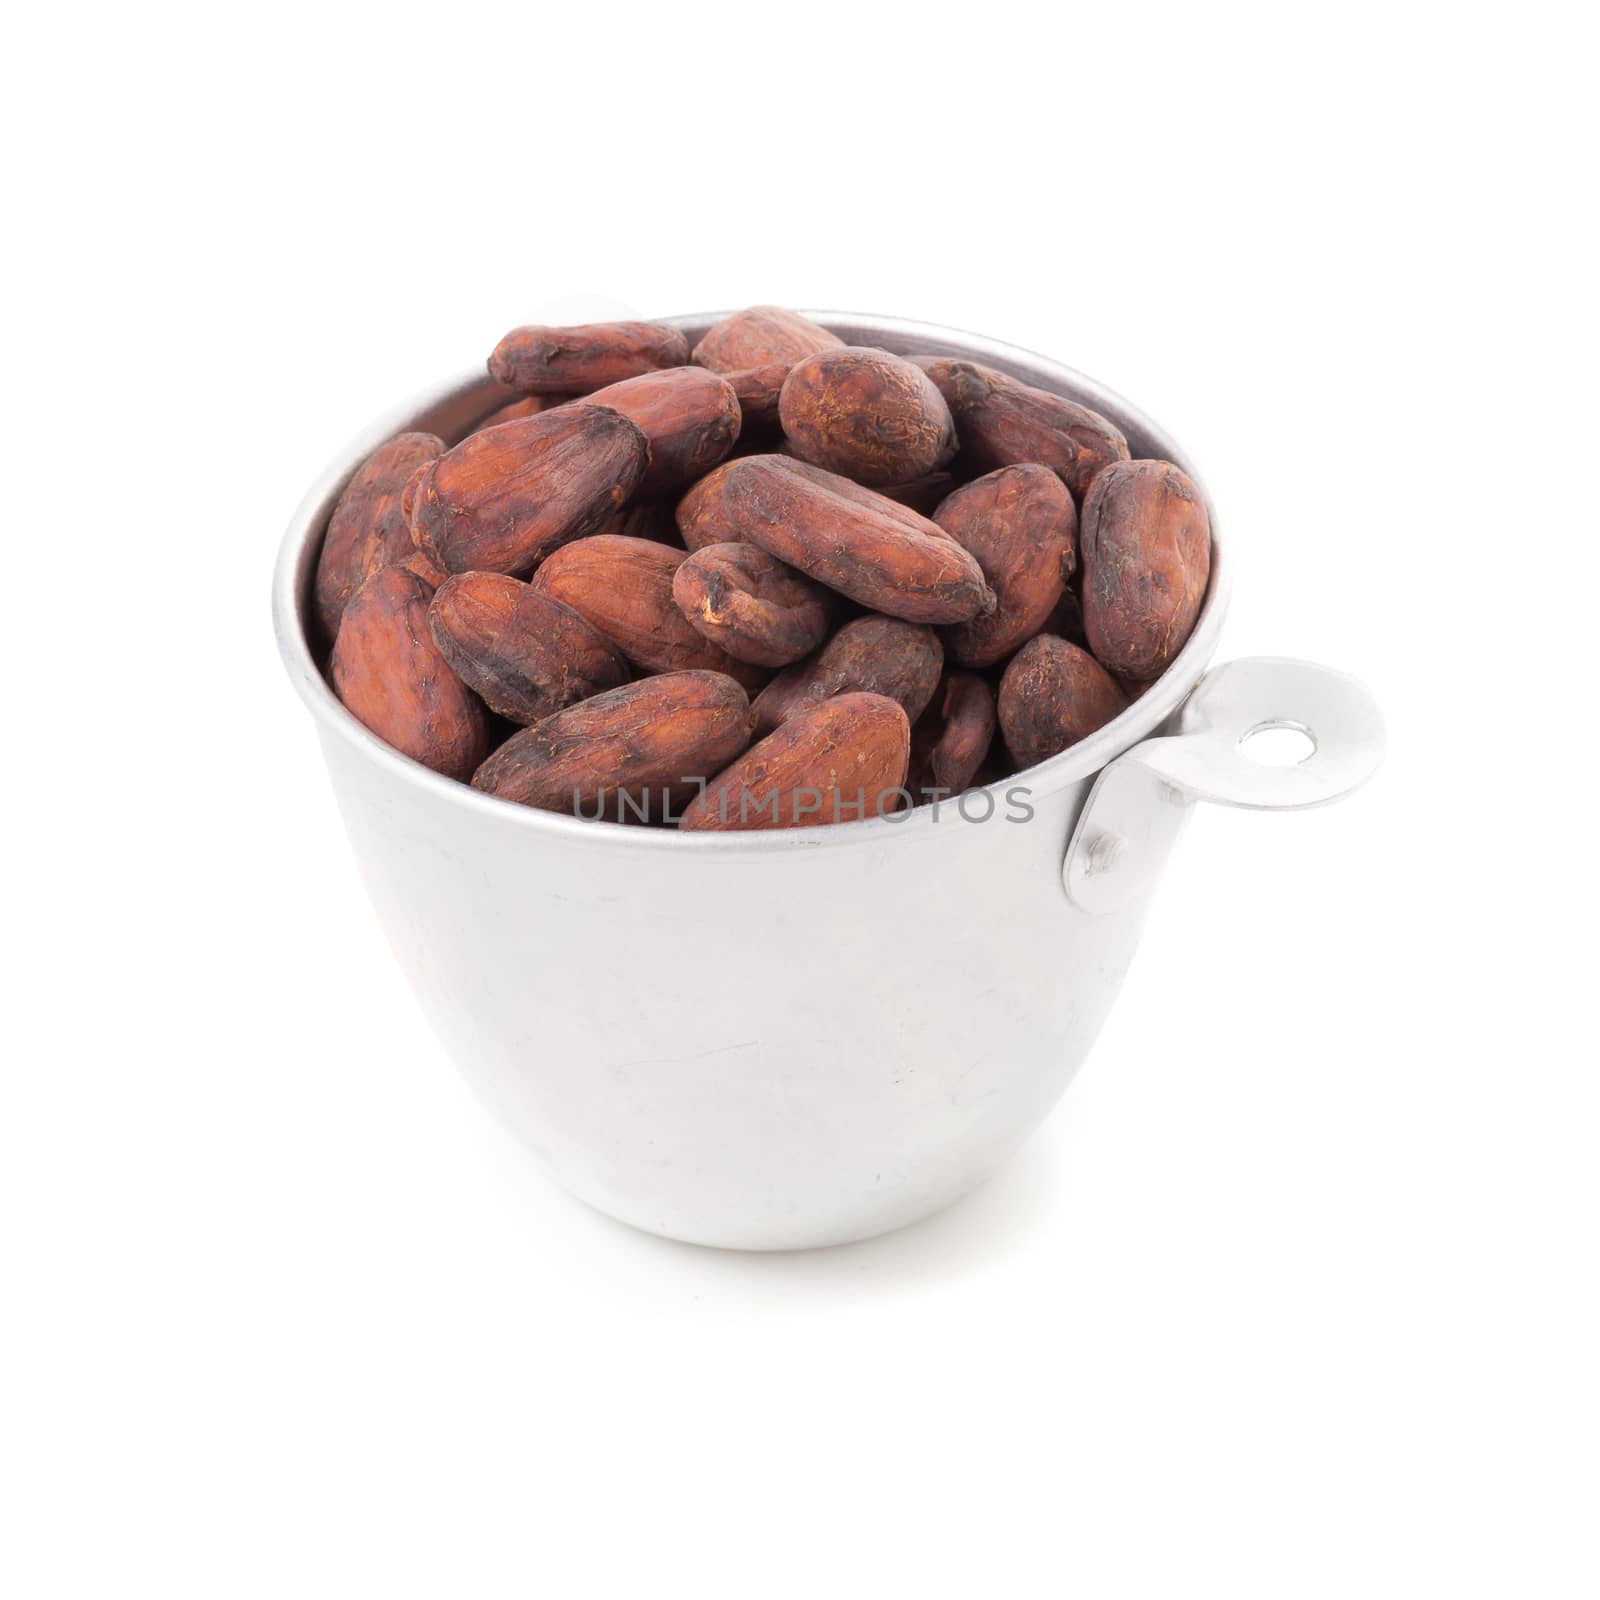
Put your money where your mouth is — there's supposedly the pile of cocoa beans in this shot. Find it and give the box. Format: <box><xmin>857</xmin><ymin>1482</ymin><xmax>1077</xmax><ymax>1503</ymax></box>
<box><xmin>316</xmin><ymin>308</ymin><xmax>1211</xmax><ymax>830</ymax></box>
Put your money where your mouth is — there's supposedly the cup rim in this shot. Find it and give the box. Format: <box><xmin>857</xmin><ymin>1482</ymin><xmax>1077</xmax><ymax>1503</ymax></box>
<box><xmin>271</xmin><ymin>310</ymin><xmax>1232</xmax><ymax>854</ymax></box>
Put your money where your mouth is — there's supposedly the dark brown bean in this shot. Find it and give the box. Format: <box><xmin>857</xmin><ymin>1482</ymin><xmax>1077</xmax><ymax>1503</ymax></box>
<box><xmin>997</xmin><ymin>634</ymin><xmax>1128</xmax><ymax>769</ymax></box>
<box><xmin>672</xmin><ymin>543</ymin><xmax>833</xmax><ymax>668</ymax></box>
<box><xmin>936</xmin><ymin>465</ymin><xmax>1077</xmax><ymax>668</ymax></box>
<box><xmin>427</xmin><ymin>572</ymin><xmax>630</xmax><ymax>725</ymax></box>
<box><xmin>751</xmin><ymin>615</ymin><xmax>943</xmax><ymax>735</ymax></box>
<box><xmin>1079</xmin><ymin>459</ymin><xmax>1211</xmax><ymax>681</ymax></box>
<box><xmin>488</xmin><ymin>320</ymin><xmax>690</xmax><ymax>394</ymax></box>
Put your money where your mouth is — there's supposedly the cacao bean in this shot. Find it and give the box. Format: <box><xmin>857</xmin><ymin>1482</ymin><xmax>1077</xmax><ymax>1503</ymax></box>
<box><xmin>573</xmin><ymin>366</ymin><xmax>740</xmax><ymax>495</ymax></box>
<box><xmin>751</xmin><ymin>615</ymin><xmax>943</xmax><ymax>734</ymax></box>
<box><xmin>672</xmin><ymin>543</ymin><xmax>833</xmax><ymax>668</ymax></box>
<box><xmin>997</xmin><ymin>634</ymin><xmax>1128</xmax><ymax>768</ymax></box>
<box><xmin>331</xmin><ymin>566</ymin><xmax>488</xmax><ymax>779</ymax></box>
<box><xmin>428</xmin><ymin>571</ymin><xmax>630</xmax><ymax>725</ymax></box>
<box><xmin>314</xmin><ymin>432</ymin><xmax>444</xmax><ymax>641</ymax></box>
<box><xmin>488</xmin><ymin>320</ymin><xmax>690</xmax><ymax>394</ymax></box>
<box><xmin>692</xmin><ymin>306</ymin><xmax>843</xmax><ymax>373</ymax></box>
<box><xmin>909</xmin><ymin>673</ymin><xmax>996</xmax><ymax>801</ymax></box>
<box><xmin>529</xmin><ymin>534</ymin><xmax>766</xmax><ymax>688</ymax></box>
<box><xmin>473</xmin><ymin>394</ymin><xmax>557</xmax><ymax>433</ymax></box>
<box><xmin>936</xmin><ymin>465</ymin><xmax>1077</xmax><ymax>668</ymax></box>
<box><xmin>474</xmin><ymin>671</ymin><xmax>753</xmax><ymax>820</ymax></box>
<box><xmin>680</xmin><ymin>692</ymin><xmax>910</xmax><ymax>832</ymax></box>
<box><xmin>409</xmin><ymin>406</ymin><xmax>648</xmax><ymax>577</ymax></box>
<box><xmin>1079</xmin><ymin>459</ymin><xmax>1211</xmax><ymax>681</ymax></box>
<box><xmin>695</xmin><ymin>455</ymin><xmax>994</xmax><ymax>623</ymax></box>
<box><xmin>914</xmin><ymin>356</ymin><xmax>1129</xmax><ymax>501</ymax></box>
<box><xmin>780</xmin><ymin>346</ymin><xmax>956</xmax><ymax>487</ymax></box>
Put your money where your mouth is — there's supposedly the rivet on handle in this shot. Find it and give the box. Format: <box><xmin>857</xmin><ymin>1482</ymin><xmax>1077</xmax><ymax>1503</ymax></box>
<box><xmin>1062</xmin><ymin>657</ymin><xmax>1385</xmax><ymax>914</ymax></box>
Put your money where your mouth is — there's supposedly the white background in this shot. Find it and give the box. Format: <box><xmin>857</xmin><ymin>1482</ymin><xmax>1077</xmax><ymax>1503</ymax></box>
<box><xmin>4</xmin><ymin>4</ymin><xmax>1595</xmax><ymax>1596</ymax></box>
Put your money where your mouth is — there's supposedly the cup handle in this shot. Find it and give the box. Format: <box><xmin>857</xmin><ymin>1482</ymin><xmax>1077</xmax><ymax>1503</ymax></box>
<box><xmin>1062</xmin><ymin>656</ymin><xmax>1385</xmax><ymax>913</ymax></box>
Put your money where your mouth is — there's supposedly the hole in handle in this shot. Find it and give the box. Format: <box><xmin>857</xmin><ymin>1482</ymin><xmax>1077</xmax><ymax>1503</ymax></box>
<box><xmin>1239</xmin><ymin>720</ymin><xmax>1317</xmax><ymax>768</ymax></box>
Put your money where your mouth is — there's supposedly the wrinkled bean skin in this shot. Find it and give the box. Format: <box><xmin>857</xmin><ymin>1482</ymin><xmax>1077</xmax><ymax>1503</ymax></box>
<box><xmin>936</xmin><ymin>465</ymin><xmax>1077</xmax><ymax>669</ymax></box>
<box><xmin>909</xmin><ymin>673</ymin><xmax>996</xmax><ymax>801</ymax></box>
<box><xmin>914</xmin><ymin>356</ymin><xmax>1130</xmax><ymax>502</ymax></box>
<box><xmin>573</xmin><ymin>367</ymin><xmax>741</xmax><ymax>495</ymax></box>
<box><xmin>680</xmin><ymin>692</ymin><xmax>910</xmax><ymax>832</ymax></box>
<box><xmin>751</xmin><ymin>614</ymin><xmax>943</xmax><ymax>735</ymax></box>
<box><xmin>1079</xmin><ymin>459</ymin><xmax>1212</xmax><ymax>681</ymax></box>
<box><xmin>529</xmin><ymin>534</ymin><xmax>766</xmax><ymax>689</ymax></box>
<box><xmin>692</xmin><ymin>306</ymin><xmax>843</xmax><ymax>373</ymax></box>
<box><xmin>672</xmin><ymin>543</ymin><xmax>833</xmax><ymax>668</ymax></box>
<box><xmin>779</xmin><ymin>347</ymin><xmax>956</xmax><ymax>487</ymax></box>
<box><xmin>314</xmin><ymin>432</ymin><xmax>444</xmax><ymax>641</ymax></box>
<box><xmin>700</xmin><ymin>455</ymin><xmax>994</xmax><ymax>623</ymax></box>
<box><xmin>331</xmin><ymin>566</ymin><xmax>488</xmax><ymax>779</ymax></box>
<box><xmin>677</xmin><ymin>454</ymin><xmax>943</xmax><ymax>553</ymax></box>
<box><xmin>473</xmin><ymin>671</ymin><xmax>754</xmax><ymax>820</ymax></box>
<box><xmin>427</xmin><ymin>572</ymin><xmax>630</xmax><ymax>725</ymax></box>
<box><xmin>997</xmin><ymin>634</ymin><xmax>1129</xmax><ymax>769</ymax></box>
<box><xmin>409</xmin><ymin>406</ymin><xmax>648</xmax><ymax>577</ymax></box>
<box><xmin>721</xmin><ymin>362</ymin><xmax>790</xmax><ymax>430</ymax></box>
<box><xmin>488</xmin><ymin>320</ymin><xmax>690</xmax><ymax>395</ymax></box>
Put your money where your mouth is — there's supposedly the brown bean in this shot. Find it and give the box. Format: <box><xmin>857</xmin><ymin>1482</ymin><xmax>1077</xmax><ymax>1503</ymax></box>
<box><xmin>488</xmin><ymin>320</ymin><xmax>690</xmax><ymax>395</ymax></box>
<box><xmin>529</xmin><ymin>534</ymin><xmax>766</xmax><ymax>689</ymax></box>
<box><xmin>692</xmin><ymin>306</ymin><xmax>843</xmax><ymax>373</ymax></box>
<box><xmin>409</xmin><ymin>406</ymin><xmax>648</xmax><ymax>577</ymax></box>
<box><xmin>909</xmin><ymin>673</ymin><xmax>996</xmax><ymax>801</ymax></box>
<box><xmin>680</xmin><ymin>692</ymin><xmax>910</xmax><ymax>831</ymax></box>
<box><xmin>473</xmin><ymin>671</ymin><xmax>753</xmax><ymax>820</ymax></box>
<box><xmin>751</xmin><ymin>615</ymin><xmax>943</xmax><ymax>735</ymax></box>
<box><xmin>780</xmin><ymin>347</ymin><xmax>956</xmax><ymax>487</ymax></box>
<box><xmin>672</xmin><ymin>543</ymin><xmax>833</xmax><ymax>668</ymax></box>
<box><xmin>997</xmin><ymin>634</ymin><xmax>1128</xmax><ymax>769</ymax></box>
<box><xmin>936</xmin><ymin>465</ymin><xmax>1077</xmax><ymax>668</ymax></box>
<box><xmin>1079</xmin><ymin>459</ymin><xmax>1211</xmax><ymax>681</ymax></box>
<box><xmin>699</xmin><ymin>455</ymin><xmax>994</xmax><ymax>622</ymax></box>
<box><xmin>313</xmin><ymin>432</ymin><xmax>444</xmax><ymax>641</ymax></box>
<box><xmin>573</xmin><ymin>367</ymin><xmax>740</xmax><ymax>495</ymax></box>
<box><xmin>676</xmin><ymin>454</ymin><xmax>942</xmax><ymax>552</ymax></box>
<box><xmin>427</xmin><ymin>572</ymin><xmax>630</xmax><ymax>725</ymax></box>
<box><xmin>331</xmin><ymin>566</ymin><xmax>488</xmax><ymax>779</ymax></box>
<box><xmin>914</xmin><ymin>356</ymin><xmax>1129</xmax><ymax>502</ymax></box>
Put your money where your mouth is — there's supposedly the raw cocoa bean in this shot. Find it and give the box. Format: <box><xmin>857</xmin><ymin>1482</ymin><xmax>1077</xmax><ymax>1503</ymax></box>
<box><xmin>914</xmin><ymin>357</ymin><xmax>1129</xmax><ymax>501</ymax></box>
<box><xmin>692</xmin><ymin>306</ymin><xmax>843</xmax><ymax>373</ymax></box>
<box><xmin>574</xmin><ymin>367</ymin><xmax>740</xmax><ymax>495</ymax></box>
<box><xmin>409</xmin><ymin>406</ymin><xmax>648</xmax><ymax>578</ymax></box>
<box><xmin>331</xmin><ymin>566</ymin><xmax>488</xmax><ymax>779</ymax></box>
<box><xmin>997</xmin><ymin>634</ymin><xmax>1128</xmax><ymax>769</ymax></box>
<box><xmin>721</xmin><ymin>363</ymin><xmax>790</xmax><ymax>430</ymax></box>
<box><xmin>680</xmin><ymin>692</ymin><xmax>910</xmax><ymax>832</ymax></box>
<box><xmin>1079</xmin><ymin>459</ymin><xmax>1211</xmax><ymax>681</ymax></box>
<box><xmin>936</xmin><ymin>465</ymin><xmax>1077</xmax><ymax>668</ymax></box>
<box><xmin>751</xmin><ymin>615</ymin><xmax>943</xmax><ymax>734</ymax></box>
<box><xmin>909</xmin><ymin>673</ymin><xmax>996</xmax><ymax>801</ymax></box>
<box><xmin>473</xmin><ymin>671</ymin><xmax>753</xmax><ymax>820</ymax></box>
<box><xmin>780</xmin><ymin>347</ymin><xmax>956</xmax><ymax>487</ymax></box>
<box><xmin>672</xmin><ymin>543</ymin><xmax>832</xmax><ymax>668</ymax></box>
<box><xmin>314</xmin><ymin>432</ymin><xmax>444</xmax><ymax>640</ymax></box>
<box><xmin>488</xmin><ymin>320</ymin><xmax>690</xmax><ymax>395</ymax></box>
<box><xmin>1045</xmin><ymin>584</ymin><xmax>1088</xmax><ymax>649</ymax></box>
<box><xmin>427</xmin><ymin>572</ymin><xmax>630</xmax><ymax>725</ymax></box>
<box><xmin>472</xmin><ymin>394</ymin><xmax>557</xmax><ymax>433</ymax></box>
<box><xmin>529</xmin><ymin>534</ymin><xmax>766</xmax><ymax>688</ymax></box>
<box><xmin>696</xmin><ymin>455</ymin><xmax>994</xmax><ymax>623</ymax></box>
<box><xmin>677</xmin><ymin>454</ymin><xmax>942</xmax><ymax>552</ymax></box>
